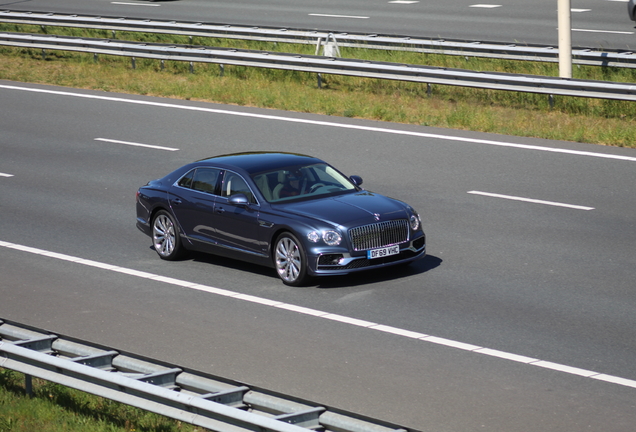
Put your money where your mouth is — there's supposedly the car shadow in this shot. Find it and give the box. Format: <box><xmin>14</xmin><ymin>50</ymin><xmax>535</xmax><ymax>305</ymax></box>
<box><xmin>186</xmin><ymin>250</ymin><xmax>277</xmax><ymax>278</ymax></box>
<box><xmin>171</xmin><ymin>248</ymin><xmax>442</xmax><ymax>288</ymax></box>
<box><xmin>310</xmin><ymin>255</ymin><xmax>443</xmax><ymax>289</ymax></box>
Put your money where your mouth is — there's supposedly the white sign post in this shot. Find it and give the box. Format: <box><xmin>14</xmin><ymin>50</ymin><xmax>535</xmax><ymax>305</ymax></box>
<box><xmin>558</xmin><ymin>0</ymin><xmax>572</xmax><ymax>78</ymax></box>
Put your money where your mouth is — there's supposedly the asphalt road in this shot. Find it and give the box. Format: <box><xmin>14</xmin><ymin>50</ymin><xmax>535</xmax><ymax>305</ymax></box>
<box><xmin>1</xmin><ymin>81</ymin><xmax>636</xmax><ymax>431</ymax></box>
<box><xmin>3</xmin><ymin>0</ymin><xmax>636</xmax><ymax>50</ymax></box>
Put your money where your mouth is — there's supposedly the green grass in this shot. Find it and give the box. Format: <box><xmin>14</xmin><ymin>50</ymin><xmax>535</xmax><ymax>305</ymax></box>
<box><xmin>0</xmin><ymin>24</ymin><xmax>635</xmax><ymax>147</ymax></box>
<box><xmin>0</xmin><ymin>368</ymin><xmax>210</xmax><ymax>432</ymax></box>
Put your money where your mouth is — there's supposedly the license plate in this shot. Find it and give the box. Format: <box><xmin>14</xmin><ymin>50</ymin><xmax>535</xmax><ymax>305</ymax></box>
<box><xmin>367</xmin><ymin>245</ymin><xmax>400</xmax><ymax>259</ymax></box>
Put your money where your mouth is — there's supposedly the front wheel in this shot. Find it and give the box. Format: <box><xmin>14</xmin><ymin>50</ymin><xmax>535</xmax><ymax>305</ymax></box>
<box><xmin>152</xmin><ymin>210</ymin><xmax>185</xmax><ymax>260</ymax></box>
<box><xmin>274</xmin><ymin>233</ymin><xmax>308</xmax><ymax>286</ymax></box>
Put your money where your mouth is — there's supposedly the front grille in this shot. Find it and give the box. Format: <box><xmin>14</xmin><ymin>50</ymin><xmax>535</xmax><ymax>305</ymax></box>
<box><xmin>348</xmin><ymin>219</ymin><xmax>409</xmax><ymax>251</ymax></box>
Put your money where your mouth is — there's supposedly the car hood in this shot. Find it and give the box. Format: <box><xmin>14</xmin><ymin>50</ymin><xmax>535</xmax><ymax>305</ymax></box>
<box><xmin>277</xmin><ymin>191</ymin><xmax>408</xmax><ymax>228</ymax></box>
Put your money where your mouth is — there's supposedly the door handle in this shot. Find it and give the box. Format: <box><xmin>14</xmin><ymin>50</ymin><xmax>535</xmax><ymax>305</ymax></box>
<box><xmin>171</xmin><ymin>198</ymin><xmax>182</xmax><ymax>205</ymax></box>
<box><xmin>216</xmin><ymin>207</ymin><xmax>226</xmax><ymax>213</ymax></box>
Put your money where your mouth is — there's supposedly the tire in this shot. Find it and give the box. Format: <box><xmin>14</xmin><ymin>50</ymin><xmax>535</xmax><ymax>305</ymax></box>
<box><xmin>274</xmin><ymin>232</ymin><xmax>308</xmax><ymax>286</ymax></box>
<box><xmin>151</xmin><ymin>210</ymin><xmax>185</xmax><ymax>260</ymax></box>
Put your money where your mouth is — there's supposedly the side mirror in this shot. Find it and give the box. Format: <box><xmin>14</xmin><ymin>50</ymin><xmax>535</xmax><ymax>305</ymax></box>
<box><xmin>229</xmin><ymin>194</ymin><xmax>249</xmax><ymax>206</ymax></box>
<box><xmin>350</xmin><ymin>175</ymin><xmax>363</xmax><ymax>187</ymax></box>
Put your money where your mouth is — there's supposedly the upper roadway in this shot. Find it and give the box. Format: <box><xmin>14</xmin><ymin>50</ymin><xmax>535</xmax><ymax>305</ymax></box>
<box><xmin>4</xmin><ymin>0</ymin><xmax>636</xmax><ymax>50</ymax></box>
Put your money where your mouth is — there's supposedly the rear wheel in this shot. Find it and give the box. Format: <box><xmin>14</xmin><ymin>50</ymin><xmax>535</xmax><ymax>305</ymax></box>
<box><xmin>274</xmin><ymin>233</ymin><xmax>308</xmax><ymax>286</ymax></box>
<box><xmin>152</xmin><ymin>210</ymin><xmax>185</xmax><ymax>260</ymax></box>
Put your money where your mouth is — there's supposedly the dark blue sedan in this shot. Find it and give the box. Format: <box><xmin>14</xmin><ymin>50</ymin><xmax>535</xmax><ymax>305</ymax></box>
<box><xmin>136</xmin><ymin>152</ymin><xmax>426</xmax><ymax>286</ymax></box>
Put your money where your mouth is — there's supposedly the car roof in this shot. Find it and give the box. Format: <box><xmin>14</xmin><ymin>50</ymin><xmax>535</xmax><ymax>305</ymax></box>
<box><xmin>196</xmin><ymin>152</ymin><xmax>324</xmax><ymax>174</ymax></box>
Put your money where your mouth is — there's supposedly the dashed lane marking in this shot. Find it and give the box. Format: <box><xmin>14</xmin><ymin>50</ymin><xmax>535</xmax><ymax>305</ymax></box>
<box><xmin>468</xmin><ymin>191</ymin><xmax>595</xmax><ymax>210</ymax></box>
<box><xmin>95</xmin><ymin>138</ymin><xmax>179</xmax><ymax>151</ymax></box>
<box><xmin>309</xmin><ymin>14</ymin><xmax>369</xmax><ymax>19</ymax></box>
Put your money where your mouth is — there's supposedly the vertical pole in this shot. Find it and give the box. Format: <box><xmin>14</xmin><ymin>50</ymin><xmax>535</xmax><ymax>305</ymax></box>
<box><xmin>25</xmin><ymin>374</ymin><xmax>33</xmax><ymax>396</ymax></box>
<box><xmin>558</xmin><ymin>0</ymin><xmax>572</xmax><ymax>78</ymax></box>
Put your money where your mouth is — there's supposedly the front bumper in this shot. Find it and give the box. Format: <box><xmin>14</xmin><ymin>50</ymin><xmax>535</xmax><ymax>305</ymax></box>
<box><xmin>309</xmin><ymin>234</ymin><xmax>426</xmax><ymax>276</ymax></box>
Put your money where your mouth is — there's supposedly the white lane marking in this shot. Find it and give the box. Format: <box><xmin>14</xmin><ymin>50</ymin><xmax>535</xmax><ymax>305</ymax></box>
<box><xmin>573</xmin><ymin>28</ymin><xmax>634</xmax><ymax>35</ymax></box>
<box><xmin>95</xmin><ymin>138</ymin><xmax>179</xmax><ymax>151</ymax></box>
<box><xmin>0</xmin><ymin>173</ymin><xmax>14</xmax><ymax>177</ymax></box>
<box><xmin>389</xmin><ymin>1</ymin><xmax>420</xmax><ymax>3</ymax></box>
<box><xmin>2</xmin><ymin>240</ymin><xmax>636</xmax><ymax>390</ymax></box>
<box><xmin>2</xmin><ymin>84</ymin><xmax>636</xmax><ymax>163</ymax></box>
<box><xmin>111</xmin><ymin>2</ymin><xmax>160</xmax><ymax>6</ymax></box>
<box><xmin>571</xmin><ymin>9</ymin><xmax>592</xmax><ymax>12</ymax></box>
<box><xmin>468</xmin><ymin>191</ymin><xmax>595</xmax><ymax>210</ymax></box>
<box><xmin>309</xmin><ymin>14</ymin><xmax>369</xmax><ymax>19</ymax></box>
<box><xmin>470</xmin><ymin>4</ymin><xmax>503</xmax><ymax>8</ymax></box>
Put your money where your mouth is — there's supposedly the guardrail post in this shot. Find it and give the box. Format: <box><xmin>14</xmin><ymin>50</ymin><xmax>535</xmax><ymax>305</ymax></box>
<box><xmin>41</xmin><ymin>49</ymin><xmax>46</xmax><ymax>61</ymax></box>
<box><xmin>549</xmin><ymin>94</ymin><xmax>555</xmax><ymax>109</ymax></box>
<box><xmin>132</xmin><ymin>57</ymin><xmax>136</xmax><ymax>69</ymax></box>
<box><xmin>25</xmin><ymin>374</ymin><xmax>32</xmax><ymax>396</ymax></box>
<box><xmin>189</xmin><ymin>62</ymin><xmax>194</xmax><ymax>73</ymax></box>
<box><xmin>219</xmin><ymin>64</ymin><xmax>225</xmax><ymax>77</ymax></box>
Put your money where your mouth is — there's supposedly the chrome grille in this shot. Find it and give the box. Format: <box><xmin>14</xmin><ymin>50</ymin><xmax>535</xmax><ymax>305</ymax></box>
<box><xmin>349</xmin><ymin>219</ymin><xmax>409</xmax><ymax>251</ymax></box>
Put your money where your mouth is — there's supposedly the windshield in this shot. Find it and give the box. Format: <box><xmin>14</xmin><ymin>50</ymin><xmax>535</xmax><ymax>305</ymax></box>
<box><xmin>252</xmin><ymin>163</ymin><xmax>357</xmax><ymax>203</ymax></box>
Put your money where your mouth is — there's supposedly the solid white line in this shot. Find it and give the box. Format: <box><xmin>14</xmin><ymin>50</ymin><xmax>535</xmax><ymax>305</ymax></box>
<box><xmin>111</xmin><ymin>2</ymin><xmax>160</xmax><ymax>6</ymax></box>
<box><xmin>532</xmin><ymin>361</ymin><xmax>599</xmax><ymax>377</ymax></box>
<box><xmin>371</xmin><ymin>325</ymin><xmax>428</xmax><ymax>339</ymax></box>
<box><xmin>2</xmin><ymin>84</ymin><xmax>635</xmax><ymax>162</ymax></box>
<box><xmin>0</xmin><ymin>173</ymin><xmax>14</xmax><ymax>177</ymax></box>
<box><xmin>2</xmin><ymin>237</ymin><xmax>636</xmax><ymax>390</ymax></box>
<box><xmin>309</xmin><ymin>13</ymin><xmax>369</xmax><ymax>19</ymax></box>
<box><xmin>573</xmin><ymin>28</ymin><xmax>634</xmax><ymax>35</ymax></box>
<box><xmin>470</xmin><ymin>4</ymin><xmax>503</xmax><ymax>8</ymax></box>
<box><xmin>95</xmin><ymin>138</ymin><xmax>179</xmax><ymax>151</ymax></box>
<box><xmin>323</xmin><ymin>314</ymin><xmax>377</xmax><ymax>327</ymax></box>
<box><xmin>468</xmin><ymin>191</ymin><xmax>595</xmax><ymax>210</ymax></box>
<box><xmin>571</xmin><ymin>9</ymin><xmax>591</xmax><ymax>12</ymax></box>
<box><xmin>474</xmin><ymin>348</ymin><xmax>538</xmax><ymax>363</ymax></box>
<box><xmin>421</xmin><ymin>336</ymin><xmax>481</xmax><ymax>351</ymax></box>
<box><xmin>389</xmin><ymin>1</ymin><xmax>420</xmax><ymax>3</ymax></box>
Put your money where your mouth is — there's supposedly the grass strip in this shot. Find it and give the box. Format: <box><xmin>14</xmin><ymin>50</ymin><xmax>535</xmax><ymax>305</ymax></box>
<box><xmin>0</xmin><ymin>24</ymin><xmax>635</xmax><ymax>147</ymax></box>
<box><xmin>0</xmin><ymin>368</ymin><xmax>210</xmax><ymax>432</ymax></box>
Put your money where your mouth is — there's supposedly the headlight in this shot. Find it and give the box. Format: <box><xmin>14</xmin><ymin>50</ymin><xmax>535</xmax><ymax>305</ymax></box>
<box><xmin>409</xmin><ymin>210</ymin><xmax>421</xmax><ymax>231</ymax></box>
<box><xmin>308</xmin><ymin>230</ymin><xmax>342</xmax><ymax>246</ymax></box>
<box><xmin>322</xmin><ymin>230</ymin><xmax>342</xmax><ymax>246</ymax></box>
<box><xmin>307</xmin><ymin>231</ymin><xmax>320</xmax><ymax>243</ymax></box>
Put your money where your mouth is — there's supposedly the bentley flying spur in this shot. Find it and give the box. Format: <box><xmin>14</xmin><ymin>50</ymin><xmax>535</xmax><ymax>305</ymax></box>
<box><xmin>136</xmin><ymin>152</ymin><xmax>426</xmax><ymax>286</ymax></box>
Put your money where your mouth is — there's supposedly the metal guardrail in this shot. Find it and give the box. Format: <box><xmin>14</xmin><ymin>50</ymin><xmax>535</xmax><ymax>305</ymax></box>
<box><xmin>1</xmin><ymin>9</ymin><xmax>636</xmax><ymax>68</ymax></box>
<box><xmin>1</xmin><ymin>32</ymin><xmax>635</xmax><ymax>101</ymax></box>
<box><xmin>0</xmin><ymin>318</ymin><xmax>415</xmax><ymax>432</ymax></box>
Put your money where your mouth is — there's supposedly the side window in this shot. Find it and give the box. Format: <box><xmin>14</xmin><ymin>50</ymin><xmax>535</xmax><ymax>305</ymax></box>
<box><xmin>177</xmin><ymin>170</ymin><xmax>195</xmax><ymax>188</ymax></box>
<box><xmin>192</xmin><ymin>168</ymin><xmax>220</xmax><ymax>194</ymax></box>
<box><xmin>222</xmin><ymin>172</ymin><xmax>256</xmax><ymax>204</ymax></box>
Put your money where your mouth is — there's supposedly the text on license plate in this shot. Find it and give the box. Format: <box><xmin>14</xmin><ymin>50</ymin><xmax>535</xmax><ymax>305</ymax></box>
<box><xmin>367</xmin><ymin>245</ymin><xmax>400</xmax><ymax>259</ymax></box>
